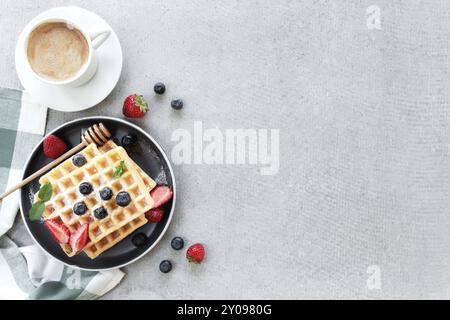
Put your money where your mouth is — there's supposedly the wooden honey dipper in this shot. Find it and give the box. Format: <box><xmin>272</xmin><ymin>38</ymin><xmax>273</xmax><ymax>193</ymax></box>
<box><xmin>0</xmin><ymin>123</ymin><xmax>111</xmax><ymax>202</ymax></box>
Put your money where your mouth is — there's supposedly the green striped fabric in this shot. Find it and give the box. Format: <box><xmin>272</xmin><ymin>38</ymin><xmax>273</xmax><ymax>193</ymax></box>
<box><xmin>0</xmin><ymin>87</ymin><xmax>124</xmax><ymax>300</ymax></box>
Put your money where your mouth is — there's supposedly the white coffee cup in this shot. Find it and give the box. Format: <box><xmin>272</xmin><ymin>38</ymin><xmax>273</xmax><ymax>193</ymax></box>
<box><xmin>23</xmin><ymin>18</ymin><xmax>110</xmax><ymax>88</ymax></box>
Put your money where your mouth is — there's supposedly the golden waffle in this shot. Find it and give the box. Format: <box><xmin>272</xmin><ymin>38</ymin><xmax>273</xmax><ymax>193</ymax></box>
<box><xmin>36</xmin><ymin>143</ymin><xmax>154</xmax><ymax>259</ymax></box>
<box><xmin>83</xmin><ymin>214</ymin><xmax>148</xmax><ymax>259</ymax></box>
<box><xmin>86</xmin><ymin>141</ymin><xmax>156</xmax><ymax>258</ymax></box>
<box><xmin>38</xmin><ymin>144</ymin><xmax>101</xmax><ymax>220</ymax></box>
<box><xmin>99</xmin><ymin>140</ymin><xmax>156</xmax><ymax>191</ymax></box>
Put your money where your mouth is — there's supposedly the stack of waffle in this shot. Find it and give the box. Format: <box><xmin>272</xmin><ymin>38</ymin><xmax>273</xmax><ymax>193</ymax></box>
<box><xmin>35</xmin><ymin>141</ymin><xmax>156</xmax><ymax>259</ymax></box>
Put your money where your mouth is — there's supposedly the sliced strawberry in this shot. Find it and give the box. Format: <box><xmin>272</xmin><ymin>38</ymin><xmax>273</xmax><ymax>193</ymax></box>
<box><xmin>70</xmin><ymin>224</ymin><xmax>89</xmax><ymax>253</ymax></box>
<box><xmin>145</xmin><ymin>207</ymin><xmax>165</xmax><ymax>222</ymax></box>
<box><xmin>44</xmin><ymin>219</ymin><xmax>70</xmax><ymax>244</ymax></box>
<box><xmin>150</xmin><ymin>185</ymin><xmax>173</xmax><ymax>208</ymax></box>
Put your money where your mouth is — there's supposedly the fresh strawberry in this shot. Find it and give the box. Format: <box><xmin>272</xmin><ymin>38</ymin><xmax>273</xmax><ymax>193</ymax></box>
<box><xmin>122</xmin><ymin>94</ymin><xmax>149</xmax><ymax>118</ymax></box>
<box><xmin>70</xmin><ymin>224</ymin><xmax>89</xmax><ymax>253</ymax></box>
<box><xmin>150</xmin><ymin>185</ymin><xmax>173</xmax><ymax>208</ymax></box>
<box><xmin>44</xmin><ymin>219</ymin><xmax>70</xmax><ymax>244</ymax></box>
<box><xmin>43</xmin><ymin>134</ymin><xmax>67</xmax><ymax>159</ymax></box>
<box><xmin>145</xmin><ymin>207</ymin><xmax>164</xmax><ymax>222</ymax></box>
<box><xmin>186</xmin><ymin>243</ymin><xmax>205</xmax><ymax>264</ymax></box>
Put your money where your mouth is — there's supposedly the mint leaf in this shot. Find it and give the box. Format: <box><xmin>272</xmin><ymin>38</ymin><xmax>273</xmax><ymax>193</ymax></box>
<box><xmin>38</xmin><ymin>182</ymin><xmax>52</xmax><ymax>202</ymax></box>
<box><xmin>29</xmin><ymin>201</ymin><xmax>45</xmax><ymax>221</ymax></box>
<box><xmin>112</xmin><ymin>160</ymin><xmax>126</xmax><ymax>179</ymax></box>
<box><xmin>30</xmin><ymin>183</ymin><xmax>52</xmax><ymax>221</ymax></box>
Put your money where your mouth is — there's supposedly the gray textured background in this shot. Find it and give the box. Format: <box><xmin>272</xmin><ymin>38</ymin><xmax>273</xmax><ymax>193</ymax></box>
<box><xmin>2</xmin><ymin>0</ymin><xmax>450</xmax><ymax>299</ymax></box>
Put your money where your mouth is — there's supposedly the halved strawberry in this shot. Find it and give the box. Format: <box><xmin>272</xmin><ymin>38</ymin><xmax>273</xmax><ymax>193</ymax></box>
<box><xmin>150</xmin><ymin>185</ymin><xmax>173</xmax><ymax>208</ymax></box>
<box><xmin>145</xmin><ymin>207</ymin><xmax>165</xmax><ymax>222</ymax></box>
<box><xmin>44</xmin><ymin>219</ymin><xmax>70</xmax><ymax>244</ymax></box>
<box><xmin>70</xmin><ymin>224</ymin><xmax>89</xmax><ymax>253</ymax></box>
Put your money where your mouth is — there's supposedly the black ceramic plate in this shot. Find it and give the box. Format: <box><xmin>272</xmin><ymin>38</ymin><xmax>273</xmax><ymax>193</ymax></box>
<box><xmin>20</xmin><ymin>116</ymin><xmax>176</xmax><ymax>270</ymax></box>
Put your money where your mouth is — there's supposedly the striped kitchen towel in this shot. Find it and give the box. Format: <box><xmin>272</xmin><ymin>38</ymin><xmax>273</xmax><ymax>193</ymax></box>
<box><xmin>0</xmin><ymin>87</ymin><xmax>124</xmax><ymax>299</ymax></box>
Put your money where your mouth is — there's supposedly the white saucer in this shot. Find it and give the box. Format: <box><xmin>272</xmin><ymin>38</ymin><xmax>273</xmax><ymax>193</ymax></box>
<box><xmin>15</xmin><ymin>6</ymin><xmax>123</xmax><ymax>112</ymax></box>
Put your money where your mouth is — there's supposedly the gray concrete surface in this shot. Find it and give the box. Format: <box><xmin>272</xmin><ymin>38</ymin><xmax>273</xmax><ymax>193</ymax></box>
<box><xmin>2</xmin><ymin>0</ymin><xmax>450</xmax><ymax>299</ymax></box>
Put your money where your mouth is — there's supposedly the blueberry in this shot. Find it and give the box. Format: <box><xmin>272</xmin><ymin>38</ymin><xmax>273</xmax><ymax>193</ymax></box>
<box><xmin>171</xmin><ymin>237</ymin><xmax>184</xmax><ymax>250</ymax></box>
<box><xmin>116</xmin><ymin>191</ymin><xmax>131</xmax><ymax>207</ymax></box>
<box><xmin>73</xmin><ymin>201</ymin><xmax>87</xmax><ymax>215</ymax></box>
<box><xmin>72</xmin><ymin>154</ymin><xmax>87</xmax><ymax>167</ymax></box>
<box><xmin>93</xmin><ymin>207</ymin><xmax>108</xmax><ymax>220</ymax></box>
<box><xmin>154</xmin><ymin>82</ymin><xmax>166</xmax><ymax>94</ymax></box>
<box><xmin>159</xmin><ymin>260</ymin><xmax>172</xmax><ymax>273</ymax></box>
<box><xmin>132</xmin><ymin>233</ymin><xmax>148</xmax><ymax>247</ymax></box>
<box><xmin>79</xmin><ymin>182</ymin><xmax>93</xmax><ymax>195</ymax></box>
<box><xmin>99</xmin><ymin>187</ymin><xmax>113</xmax><ymax>201</ymax></box>
<box><xmin>171</xmin><ymin>99</ymin><xmax>183</xmax><ymax>110</ymax></box>
<box><xmin>121</xmin><ymin>134</ymin><xmax>137</xmax><ymax>148</ymax></box>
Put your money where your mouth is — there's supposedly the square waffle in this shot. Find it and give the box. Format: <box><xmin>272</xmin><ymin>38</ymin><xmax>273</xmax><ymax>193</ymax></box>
<box><xmin>36</xmin><ymin>143</ymin><xmax>155</xmax><ymax>259</ymax></box>
<box><xmin>83</xmin><ymin>141</ymin><xmax>156</xmax><ymax>259</ymax></box>
<box><xmin>99</xmin><ymin>140</ymin><xmax>156</xmax><ymax>192</ymax></box>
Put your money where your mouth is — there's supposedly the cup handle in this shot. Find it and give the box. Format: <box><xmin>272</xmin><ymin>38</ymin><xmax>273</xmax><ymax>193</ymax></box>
<box><xmin>88</xmin><ymin>25</ymin><xmax>111</xmax><ymax>49</ymax></box>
